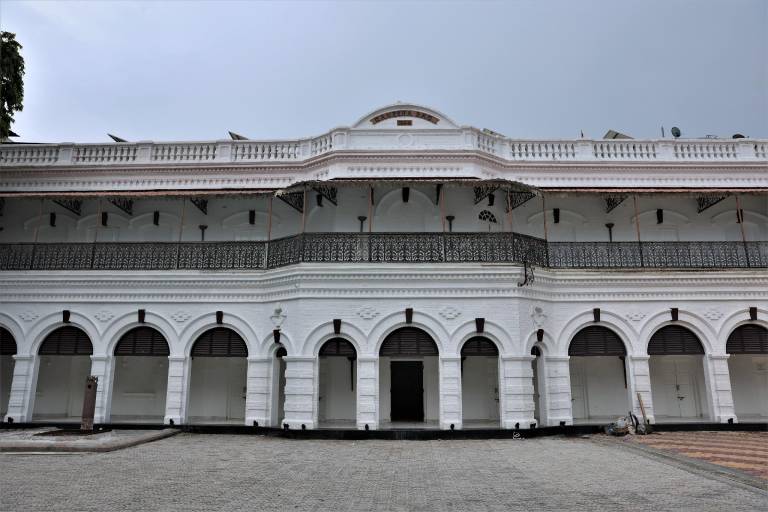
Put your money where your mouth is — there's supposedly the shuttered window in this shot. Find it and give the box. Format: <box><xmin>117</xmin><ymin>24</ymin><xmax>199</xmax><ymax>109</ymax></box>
<box><xmin>319</xmin><ymin>338</ymin><xmax>357</xmax><ymax>357</ymax></box>
<box><xmin>569</xmin><ymin>326</ymin><xmax>626</xmax><ymax>356</ymax></box>
<box><xmin>727</xmin><ymin>324</ymin><xmax>768</xmax><ymax>354</ymax></box>
<box><xmin>461</xmin><ymin>337</ymin><xmax>499</xmax><ymax>356</ymax></box>
<box><xmin>114</xmin><ymin>327</ymin><xmax>170</xmax><ymax>356</ymax></box>
<box><xmin>0</xmin><ymin>327</ymin><xmax>16</xmax><ymax>356</ymax></box>
<box><xmin>648</xmin><ymin>325</ymin><xmax>704</xmax><ymax>355</ymax></box>
<box><xmin>39</xmin><ymin>326</ymin><xmax>93</xmax><ymax>355</ymax></box>
<box><xmin>380</xmin><ymin>327</ymin><xmax>439</xmax><ymax>356</ymax></box>
<box><xmin>191</xmin><ymin>328</ymin><xmax>248</xmax><ymax>357</ymax></box>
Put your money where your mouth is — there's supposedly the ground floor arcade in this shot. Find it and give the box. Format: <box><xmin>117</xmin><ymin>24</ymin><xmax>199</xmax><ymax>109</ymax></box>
<box><xmin>2</xmin><ymin>318</ymin><xmax>766</xmax><ymax>429</ymax></box>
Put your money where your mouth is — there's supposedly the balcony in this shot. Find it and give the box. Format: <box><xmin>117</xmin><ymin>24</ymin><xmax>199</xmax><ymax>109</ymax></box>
<box><xmin>0</xmin><ymin>234</ymin><xmax>765</xmax><ymax>271</ymax></box>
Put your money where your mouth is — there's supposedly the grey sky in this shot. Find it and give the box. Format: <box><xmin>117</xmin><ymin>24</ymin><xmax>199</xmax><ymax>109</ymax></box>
<box><xmin>2</xmin><ymin>0</ymin><xmax>766</xmax><ymax>143</ymax></box>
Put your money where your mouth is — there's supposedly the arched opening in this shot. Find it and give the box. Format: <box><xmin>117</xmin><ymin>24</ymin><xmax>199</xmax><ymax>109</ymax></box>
<box><xmin>272</xmin><ymin>346</ymin><xmax>287</xmax><ymax>427</ymax></box>
<box><xmin>460</xmin><ymin>337</ymin><xmax>499</xmax><ymax>428</ymax></box>
<box><xmin>726</xmin><ymin>324</ymin><xmax>768</xmax><ymax>422</ymax></box>
<box><xmin>648</xmin><ymin>325</ymin><xmax>708</xmax><ymax>422</ymax></box>
<box><xmin>187</xmin><ymin>327</ymin><xmax>247</xmax><ymax>424</ymax></box>
<box><xmin>318</xmin><ymin>338</ymin><xmax>357</xmax><ymax>428</ymax></box>
<box><xmin>1</xmin><ymin>327</ymin><xmax>17</xmax><ymax>418</ymax></box>
<box><xmin>531</xmin><ymin>345</ymin><xmax>544</xmax><ymax>425</ymax></box>
<box><xmin>111</xmin><ymin>327</ymin><xmax>170</xmax><ymax>423</ymax></box>
<box><xmin>33</xmin><ymin>326</ymin><xmax>93</xmax><ymax>421</ymax></box>
<box><xmin>568</xmin><ymin>326</ymin><xmax>629</xmax><ymax>424</ymax></box>
<box><xmin>379</xmin><ymin>327</ymin><xmax>439</xmax><ymax>427</ymax></box>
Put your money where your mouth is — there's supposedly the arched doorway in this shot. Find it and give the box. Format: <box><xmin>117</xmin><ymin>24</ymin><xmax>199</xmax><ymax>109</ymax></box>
<box><xmin>568</xmin><ymin>326</ymin><xmax>629</xmax><ymax>423</ymax></box>
<box><xmin>648</xmin><ymin>325</ymin><xmax>708</xmax><ymax>422</ymax></box>
<box><xmin>379</xmin><ymin>327</ymin><xmax>439</xmax><ymax>427</ymax></box>
<box><xmin>188</xmin><ymin>327</ymin><xmax>247</xmax><ymax>424</ymax></box>
<box><xmin>33</xmin><ymin>326</ymin><xmax>93</xmax><ymax>421</ymax></box>
<box><xmin>531</xmin><ymin>345</ymin><xmax>544</xmax><ymax>426</ymax></box>
<box><xmin>111</xmin><ymin>326</ymin><xmax>170</xmax><ymax>423</ymax></box>
<box><xmin>726</xmin><ymin>324</ymin><xmax>768</xmax><ymax>422</ymax></box>
<box><xmin>460</xmin><ymin>337</ymin><xmax>499</xmax><ymax>428</ymax></box>
<box><xmin>272</xmin><ymin>346</ymin><xmax>287</xmax><ymax>427</ymax></box>
<box><xmin>1</xmin><ymin>327</ymin><xmax>16</xmax><ymax>418</ymax></box>
<box><xmin>318</xmin><ymin>338</ymin><xmax>357</xmax><ymax>428</ymax></box>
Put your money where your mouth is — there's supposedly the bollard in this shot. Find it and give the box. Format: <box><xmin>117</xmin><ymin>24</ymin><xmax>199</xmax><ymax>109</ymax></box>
<box><xmin>81</xmin><ymin>376</ymin><xmax>98</xmax><ymax>431</ymax></box>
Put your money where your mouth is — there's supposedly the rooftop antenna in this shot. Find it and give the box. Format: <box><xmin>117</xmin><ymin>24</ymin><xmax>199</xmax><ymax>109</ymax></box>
<box><xmin>228</xmin><ymin>131</ymin><xmax>248</xmax><ymax>141</ymax></box>
<box><xmin>108</xmin><ymin>134</ymin><xmax>127</xmax><ymax>142</ymax></box>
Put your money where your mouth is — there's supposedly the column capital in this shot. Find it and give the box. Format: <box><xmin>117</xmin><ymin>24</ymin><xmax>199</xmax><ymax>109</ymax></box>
<box><xmin>90</xmin><ymin>355</ymin><xmax>112</xmax><ymax>362</ymax></box>
<box><xmin>12</xmin><ymin>354</ymin><xmax>34</xmax><ymax>362</ymax></box>
<box><xmin>707</xmin><ymin>353</ymin><xmax>730</xmax><ymax>361</ymax></box>
<box><xmin>501</xmin><ymin>355</ymin><xmax>535</xmax><ymax>362</ymax></box>
<box><xmin>283</xmin><ymin>356</ymin><xmax>315</xmax><ymax>363</ymax></box>
<box><xmin>440</xmin><ymin>356</ymin><xmax>462</xmax><ymax>362</ymax></box>
<box><xmin>628</xmin><ymin>355</ymin><xmax>650</xmax><ymax>361</ymax></box>
<box><xmin>357</xmin><ymin>356</ymin><xmax>379</xmax><ymax>363</ymax></box>
<box><xmin>247</xmin><ymin>356</ymin><xmax>272</xmax><ymax>363</ymax></box>
<box><xmin>544</xmin><ymin>355</ymin><xmax>570</xmax><ymax>362</ymax></box>
<box><xmin>168</xmin><ymin>355</ymin><xmax>187</xmax><ymax>362</ymax></box>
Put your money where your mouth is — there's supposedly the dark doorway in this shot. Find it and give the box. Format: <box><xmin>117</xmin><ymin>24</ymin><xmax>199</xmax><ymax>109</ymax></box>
<box><xmin>390</xmin><ymin>361</ymin><xmax>424</xmax><ymax>421</ymax></box>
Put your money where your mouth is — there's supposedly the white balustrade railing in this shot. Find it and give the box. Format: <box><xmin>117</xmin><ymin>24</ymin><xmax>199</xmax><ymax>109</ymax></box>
<box><xmin>1</xmin><ymin>127</ymin><xmax>765</xmax><ymax>166</ymax></box>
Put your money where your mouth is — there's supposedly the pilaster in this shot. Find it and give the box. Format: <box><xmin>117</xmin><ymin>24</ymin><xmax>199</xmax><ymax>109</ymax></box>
<box><xmin>283</xmin><ymin>356</ymin><xmax>316</xmax><ymax>429</ymax></box>
<box><xmin>4</xmin><ymin>355</ymin><xmax>38</xmax><ymax>423</ymax></box>
<box><xmin>705</xmin><ymin>354</ymin><xmax>737</xmax><ymax>423</ymax></box>
<box><xmin>245</xmin><ymin>356</ymin><xmax>272</xmax><ymax>427</ymax></box>
<box><xmin>543</xmin><ymin>355</ymin><xmax>573</xmax><ymax>426</ymax></box>
<box><xmin>439</xmin><ymin>357</ymin><xmax>462</xmax><ymax>430</ymax></box>
<box><xmin>356</xmin><ymin>357</ymin><xmax>378</xmax><ymax>430</ymax></box>
<box><xmin>164</xmin><ymin>356</ymin><xmax>189</xmax><ymax>425</ymax></box>
<box><xmin>500</xmin><ymin>355</ymin><xmax>536</xmax><ymax>429</ymax></box>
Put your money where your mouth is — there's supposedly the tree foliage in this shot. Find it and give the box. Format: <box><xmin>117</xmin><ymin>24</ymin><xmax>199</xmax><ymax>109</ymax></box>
<box><xmin>1</xmin><ymin>32</ymin><xmax>25</xmax><ymax>138</ymax></box>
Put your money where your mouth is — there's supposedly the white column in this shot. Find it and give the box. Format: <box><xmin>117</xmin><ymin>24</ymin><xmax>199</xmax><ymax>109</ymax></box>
<box><xmin>245</xmin><ymin>356</ymin><xmax>272</xmax><ymax>427</ymax></box>
<box><xmin>90</xmin><ymin>355</ymin><xmax>114</xmax><ymax>424</ymax></box>
<box><xmin>439</xmin><ymin>357</ymin><xmax>462</xmax><ymax>430</ymax></box>
<box><xmin>543</xmin><ymin>355</ymin><xmax>572</xmax><ymax>426</ymax></box>
<box><xmin>283</xmin><ymin>356</ymin><xmax>316</xmax><ymax>429</ymax></box>
<box><xmin>356</xmin><ymin>356</ymin><xmax>378</xmax><ymax>430</ymax></box>
<box><xmin>499</xmin><ymin>355</ymin><xmax>536</xmax><ymax>429</ymax></box>
<box><xmin>627</xmin><ymin>356</ymin><xmax>655</xmax><ymax>424</ymax></box>
<box><xmin>704</xmin><ymin>354</ymin><xmax>737</xmax><ymax>423</ymax></box>
<box><xmin>164</xmin><ymin>355</ymin><xmax>189</xmax><ymax>425</ymax></box>
<box><xmin>4</xmin><ymin>355</ymin><xmax>38</xmax><ymax>423</ymax></box>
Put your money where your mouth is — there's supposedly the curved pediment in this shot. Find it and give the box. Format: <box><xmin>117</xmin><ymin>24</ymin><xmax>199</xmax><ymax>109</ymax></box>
<box><xmin>352</xmin><ymin>103</ymin><xmax>459</xmax><ymax>129</ymax></box>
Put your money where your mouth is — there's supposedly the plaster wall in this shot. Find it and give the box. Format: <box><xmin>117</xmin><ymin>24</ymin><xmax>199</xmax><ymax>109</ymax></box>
<box><xmin>649</xmin><ymin>355</ymin><xmax>709</xmax><ymax>420</ymax></box>
<box><xmin>0</xmin><ymin>355</ymin><xmax>13</xmax><ymax>417</ymax></box>
<box><xmin>461</xmin><ymin>356</ymin><xmax>499</xmax><ymax>421</ymax></box>
<box><xmin>110</xmin><ymin>356</ymin><xmax>168</xmax><ymax>420</ymax></box>
<box><xmin>318</xmin><ymin>357</ymin><xmax>356</xmax><ymax>422</ymax></box>
<box><xmin>728</xmin><ymin>354</ymin><xmax>768</xmax><ymax>420</ymax></box>
<box><xmin>32</xmin><ymin>355</ymin><xmax>90</xmax><ymax>419</ymax></box>
<box><xmin>569</xmin><ymin>356</ymin><xmax>629</xmax><ymax>420</ymax></box>
<box><xmin>188</xmin><ymin>357</ymin><xmax>246</xmax><ymax>422</ymax></box>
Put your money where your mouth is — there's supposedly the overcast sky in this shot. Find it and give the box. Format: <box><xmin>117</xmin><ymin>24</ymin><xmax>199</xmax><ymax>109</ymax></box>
<box><xmin>1</xmin><ymin>0</ymin><xmax>766</xmax><ymax>142</ymax></box>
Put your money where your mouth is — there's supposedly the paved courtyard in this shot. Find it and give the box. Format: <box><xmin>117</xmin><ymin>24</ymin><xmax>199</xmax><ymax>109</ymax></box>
<box><xmin>1</xmin><ymin>433</ymin><xmax>766</xmax><ymax>511</ymax></box>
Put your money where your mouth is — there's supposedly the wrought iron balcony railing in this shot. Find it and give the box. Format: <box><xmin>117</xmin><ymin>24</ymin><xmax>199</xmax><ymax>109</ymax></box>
<box><xmin>0</xmin><ymin>234</ymin><xmax>765</xmax><ymax>271</ymax></box>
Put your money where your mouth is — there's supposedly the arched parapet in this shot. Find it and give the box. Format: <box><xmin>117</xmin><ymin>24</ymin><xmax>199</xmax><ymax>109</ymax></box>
<box><xmin>719</xmin><ymin>308</ymin><xmax>768</xmax><ymax>348</ymax></box>
<box><xmin>557</xmin><ymin>310</ymin><xmax>638</xmax><ymax>356</ymax></box>
<box><xmin>451</xmin><ymin>319</ymin><xmax>512</xmax><ymax>357</ymax></box>
<box><xmin>639</xmin><ymin>310</ymin><xmax>716</xmax><ymax>355</ymax></box>
<box><xmin>369</xmin><ymin>310</ymin><xmax>449</xmax><ymax>357</ymax></box>
<box><xmin>179</xmin><ymin>312</ymin><xmax>260</xmax><ymax>358</ymax></box>
<box><xmin>101</xmin><ymin>311</ymin><xmax>179</xmax><ymax>357</ymax></box>
<box><xmin>303</xmin><ymin>321</ymin><xmax>366</xmax><ymax>357</ymax></box>
<box><xmin>27</xmin><ymin>311</ymin><xmax>101</xmax><ymax>356</ymax></box>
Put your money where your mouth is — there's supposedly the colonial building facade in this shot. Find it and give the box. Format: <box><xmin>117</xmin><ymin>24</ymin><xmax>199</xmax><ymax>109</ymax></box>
<box><xmin>0</xmin><ymin>104</ymin><xmax>766</xmax><ymax>430</ymax></box>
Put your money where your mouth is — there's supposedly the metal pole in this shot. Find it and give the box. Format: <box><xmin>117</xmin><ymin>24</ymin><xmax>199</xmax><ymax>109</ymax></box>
<box><xmin>33</xmin><ymin>198</ymin><xmax>43</xmax><ymax>243</ymax></box>
<box><xmin>633</xmin><ymin>195</ymin><xmax>644</xmax><ymax>267</ymax></box>
<box><xmin>94</xmin><ymin>198</ymin><xmax>102</xmax><ymax>243</ymax></box>
<box><xmin>541</xmin><ymin>193</ymin><xmax>549</xmax><ymax>241</ymax></box>
<box><xmin>368</xmin><ymin>185</ymin><xmax>373</xmax><ymax>233</ymax></box>
<box><xmin>301</xmin><ymin>189</ymin><xmax>307</xmax><ymax>233</ymax></box>
<box><xmin>506</xmin><ymin>190</ymin><xmax>513</xmax><ymax>233</ymax></box>
<box><xmin>177</xmin><ymin>197</ymin><xmax>187</xmax><ymax>242</ymax></box>
<box><xmin>439</xmin><ymin>184</ymin><xmax>446</xmax><ymax>233</ymax></box>
<box><xmin>735</xmin><ymin>194</ymin><xmax>750</xmax><ymax>266</ymax></box>
<box><xmin>267</xmin><ymin>195</ymin><xmax>273</xmax><ymax>241</ymax></box>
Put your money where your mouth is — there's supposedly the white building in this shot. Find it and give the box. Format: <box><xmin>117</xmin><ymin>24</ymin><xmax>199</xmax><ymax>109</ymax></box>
<box><xmin>0</xmin><ymin>103</ymin><xmax>766</xmax><ymax>430</ymax></box>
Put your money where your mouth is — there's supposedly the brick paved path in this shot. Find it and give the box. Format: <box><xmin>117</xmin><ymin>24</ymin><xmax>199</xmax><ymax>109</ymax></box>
<box><xmin>628</xmin><ymin>431</ymin><xmax>768</xmax><ymax>480</ymax></box>
<box><xmin>1</xmin><ymin>434</ymin><xmax>766</xmax><ymax>511</ymax></box>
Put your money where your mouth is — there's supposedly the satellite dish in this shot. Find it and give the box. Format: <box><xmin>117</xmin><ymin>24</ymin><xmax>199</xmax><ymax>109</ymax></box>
<box><xmin>670</xmin><ymin>127</ymin><xmax>681</xmax><ymax>138</ymax></box>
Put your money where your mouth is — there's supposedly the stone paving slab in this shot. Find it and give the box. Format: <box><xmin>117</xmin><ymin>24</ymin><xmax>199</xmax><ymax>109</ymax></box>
<box><xmin>1</xmin><ymin>434</ymin><xmax>767</xmax><ymax>511</ymax></box>
<box><xmin>0</xmin><ymin>427</ymin><xmax>179</xmax><ymax>453</ymax></box>
<box><xmin>623</xmin><ymin>431</ymin><xmax>768</xmax><ymax>481</ymax></box>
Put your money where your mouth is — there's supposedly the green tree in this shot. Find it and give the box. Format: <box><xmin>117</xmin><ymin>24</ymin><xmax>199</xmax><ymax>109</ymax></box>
<box><xmin>0</xmin><ymin>32</ymin><xmax>25</xmax><ymax>139</ymax></box>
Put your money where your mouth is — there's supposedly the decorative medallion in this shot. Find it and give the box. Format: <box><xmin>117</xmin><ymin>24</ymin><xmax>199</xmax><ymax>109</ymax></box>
<box><xmin>625</xmin><ymin>312</ymin><xmax>646</xmax><ymax>322</ymax></box>
<box><xmin>703</xmin><ymin>309</ymin><xmax>724</xmax><ymax>321</ymax></box>
<box><xmin>18</xmin><ymin>310</ymin><xmax>39</xmax><ymax>322</ymax></box>
<box><xmin>270</xmin><ymin>305</ymin><xmax>287</xmax><ymax>328</ymax></box>
<box><xmin>171</xmin><ymin>310</ymin><xmax>191</xmax><ymax>323</ymax></box>
<box><xmin>356</xmin><ymin>305</ymin><xmax>380</xmax><ymax>321</ymax></box>
<box><xmin>439</xmin><ymin>305</ymin><xmax>461</xmax><ymax>320</ymax></box>
<box><xmin>530</xmin><ymin>306</ymin><xmax>546</xmax><ymax>328</ymax></box>
<box><xmin>94</xmin><ymin>310</ymin><xmax>114</xmax><ymax>322</ymax></box>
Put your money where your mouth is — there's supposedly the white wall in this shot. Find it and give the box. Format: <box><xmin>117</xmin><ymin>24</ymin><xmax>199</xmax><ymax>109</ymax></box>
<box><xmin>649</xmin><ymin>355</ymin><xmax>709</xmax><ymax>420</ymax></box>
<box><xmin>0</xmin><ymin>356</ymin><xmax>13</xmax><ymax>417</ymax></box>
<box><xmin>461</xmin><ymin>356</ymin><xmax>499</xmax><ymax>421</ymax></box>
<box><xmin>318</xmin><ymin>357</ymin><xmax>356</xmax><ymax>422</ymax></box>
<box><xmin>569</xmin><ymin>357</ymin><xmax>629</xmax><ymax>420</ymax></box>
<box><xmin>33</xmin><ymin>355</ymin><xmax>90</xmax><ymax>419</ymax></box>
<box><xmin>729</xmin><ymin>354</ymin><xmax>768</xmax><ymax>420</ymax></box>
<box><xmin>379</xmin><ymin>356</ymin><xmax>439</xmax><ymax>422</ymax></box>
<box><xmin>188</xmin><ymin>358</ymin><xmax>246</xmax><ymax>422</ymax></box>
<box><xmin>110</xmin><ymin>356</ymin><xmax>168</xmax><ymax>420</ymax></box>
